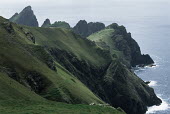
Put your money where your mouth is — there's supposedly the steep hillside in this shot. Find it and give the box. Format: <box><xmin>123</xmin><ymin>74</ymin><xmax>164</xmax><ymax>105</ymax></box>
<box><xmin>0</xmin><ymin>16</ymin><xmax>161</xmax><ymax>114</ymax></box>
<box><xmin>0</xmin><ymin>72</ymin><xmax>44</xmax><ymax>101</ymax></box>
<box><xmin>9</xmin><ymin>6</ymin><xmax>39</xmax><ymax>27</ymax></box>
<box><xmin>88</xmin><ymin>23</ymin><xmax>154</xmax><ymax>67</ymax></box>
<box><xmin>0</xmin><ymin>16</ymin><xmax>125</xmax><ymax>114</ymax></box>
<box><xmin>27</xmin><ymin>27</ymin><xmax>111</xmax><ymax>67</ymax></box>
<box><xmin>0</xmin><ymin>16</ymin><xmax>106</xmax><ymax>105</ymax></box>
<box><xmin>25</xmin><ymin>23</ymin><xmax>161</xmax><ymax>113</ymax></box>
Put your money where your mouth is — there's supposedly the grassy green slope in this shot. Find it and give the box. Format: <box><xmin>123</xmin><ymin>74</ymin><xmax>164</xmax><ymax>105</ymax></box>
<box><xmin>26</xmin><ymin>27</ymin><xmax>111</xmax><ymax>67</ymax></box>
<box><xmin>0</xmin><ymin>100</ymin><xmax>125</xmax><ymax>114</ymax></box>
<box><xmin>50</xmin><ymin>21</ymin><xmax>71</xmax><ymax>29</ymax></box>
<box><xmin>0</xmin><ymin>72</ymin><xmax>124</xmax><ymax>114</ymax></box>
<box><xmin>88</xmin><ymin>29</ymin><xmax>123</xmax><ymax>59</ymax></box>
<box><xmin>0</xmin><ymin>72</ymin><xmax>43</xmax><ymax>101</ymax></box>
<box><xmin>0</xmin><ymin>17</ymin><xmax>105</xmax><ymax>104</ymax></box>
<box><xmin>0</xmin><ymin>17</ymin><xmax>125</xmax><ymax>113</ymax></box>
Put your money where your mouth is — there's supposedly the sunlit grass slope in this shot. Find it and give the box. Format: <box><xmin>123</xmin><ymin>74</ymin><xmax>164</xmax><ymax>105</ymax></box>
<box><xmin>0</xmin><ymin>16</ymin><xmax>125</xmax><ymax>114</ymax></box>
<box><xmin>0</xmin><ymin>16</ymin><xmax>103</xmax><ymax>104</ymax></box>
<box><xmin>88</xmin><ymin>28</ymin><xmax>124</xmax><ymax>59</ymax></box>
<box><xmin>26</xmin><ymin>27</ymin><xmax>111</xmax><ymax>67</ymax></box>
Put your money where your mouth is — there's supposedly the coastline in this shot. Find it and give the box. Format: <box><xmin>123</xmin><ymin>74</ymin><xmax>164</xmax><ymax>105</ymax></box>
<box><xmin>134</xmin><ymin>64</ymin><xmax>169</xmax><ymax>114</ymax></box>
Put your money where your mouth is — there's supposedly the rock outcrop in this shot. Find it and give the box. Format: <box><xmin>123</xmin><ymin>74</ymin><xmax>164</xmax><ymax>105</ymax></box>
<box><xmin>102</xmin><ymin>61</ymin><xmax>161</xmax><ymax>114</ymax></box>
<box><xmin>41</xmin><ymin>19</ymin><xmax>51</xmax><ymax>27</ymax></box>
<box><xmin>88</xmin><ymin>23</ymin><xmax>154</xmax><ymax>67</ymax></box>
<box><xmin>73</xmin><ymin>20</ymin><xmax>105</xmax><ymax>38</ymax></box>
<box><xmin>107</xmin><ymin>23</ymin><xmax>154</xmax><ymax>67</ymax></box>
<box><xmin>88</xmin><ymin>22</ymin><xmax>106</xmax><ymax>36</ymax></box>
<box><xmin>9</xmin><ymin>6</ymin><xmax>39</xmax><ymax>27</ymax></box>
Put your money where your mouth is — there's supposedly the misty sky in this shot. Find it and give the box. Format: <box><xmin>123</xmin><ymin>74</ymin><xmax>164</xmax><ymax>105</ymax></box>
<box><xmin>0</xmin><ymin>0</ymin><xmax>169</xmax><ymax>26</ymax></box>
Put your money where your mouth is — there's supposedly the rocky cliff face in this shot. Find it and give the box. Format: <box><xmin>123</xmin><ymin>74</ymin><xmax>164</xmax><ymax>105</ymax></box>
<box><xmin>88</xmin><ymin>23</ymin><xmax>154</xmax><ymax>67</ymax></box>
<box><xmin>41</xmin><ymin>19</ymin><xmax>51</xmax><ymax>27</ymax></box>
<box><xmin>102</xmin><ymin>61</ymin><xmax>161</xmax><ymax>114</ymax></box>
<box><xmin>107</xmin><ymin>23</ymin><xmax>154</xmax><ymax>67</ymax></box>
<box><xmin>73</xmin><ymin>20</ymin><xmax>105</xmax><ymax>37</ymax></box>
<box><xmin>48</xmin><ymin>48</ymin><xmax>161</xmax><ymax>114</ymax></box>
<box><xmin>9</xmin><ymin>6</ymin><xmax>39</xmax><ymax>27</ymax></box>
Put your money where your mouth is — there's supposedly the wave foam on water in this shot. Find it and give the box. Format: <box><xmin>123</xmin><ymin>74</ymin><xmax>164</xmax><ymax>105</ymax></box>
<box><xmin>147</xmin><ymin>81</ymin><xmax>170</xmax><ymax>113</ymax></box>
<box><xmin>147</xmin><ymin>95</ymin><xmax>170</xmax><ymax>114</ymax></box>
<box><xmin>133</xmin><ymin>63</ymin><xmax>159</xmax><ymax>74</ymax></box>
<box><xmin>148</xmin><ymin>81</ymin><xmax>157</xmax><ymax>87</ymax></box>
<box><xmin>134</xmin><ymin>56</ymin><xmax>170</xmax><ymax>113</ymax></box>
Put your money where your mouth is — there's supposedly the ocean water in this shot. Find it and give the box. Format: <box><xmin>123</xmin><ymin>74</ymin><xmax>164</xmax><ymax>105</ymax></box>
<box><xmin>118</xmin><ymin>15</ymin><xmax>170</xmax><ymax>113</ymax></box>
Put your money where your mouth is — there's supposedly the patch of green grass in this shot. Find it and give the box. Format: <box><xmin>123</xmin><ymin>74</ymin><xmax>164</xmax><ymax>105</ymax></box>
<box><xmin>88</xmin><ymin>29</ymin><xmax>115</xmax><ymax>42</ymax></box>
<box><xmin>0</xmin><ymin>73</ymin><xmax>44</xmax><ymax>101</ymax></box>
<box><xmin>0</xmin><ymin>100</ymin><xmax>125</xmax><ymax>114</ymax></box>
<box><xmin>0</xmin><ymin>17</ymin><xmax>125</xmax><ymax>113</ymax></box>
<box><xmin>88</xmin><ymin>28</ymin><xmax>126</xmax><ymax>61</ymax></box>
<box><xmin>50</xmin><ymin>21</ymin><xmax>71</xmax><ymax>29</ymax></box>
<box><xmin>0</xmin><ymin>17</ymin><xmax>105</xmax><ymax>104</ymax></box>
<box><xmin>26</xmin><ymin>27</ymin><xmax>111</xmax><ymax>67</ymax></box>
<box><xmin>54</xmin><ymin>63</ymin><xmax>104</xmax><ymax>104</ymax></box>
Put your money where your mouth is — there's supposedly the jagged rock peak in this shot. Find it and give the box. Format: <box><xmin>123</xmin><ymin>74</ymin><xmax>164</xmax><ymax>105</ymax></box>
<box><xmin>23</xmin><ymin>6</ymin><xmax>32</xmax><ymax>10</ymax></box>
<box><xmin>41</xmin><ymin>18</ymin><xmax>51</xmax><ymax>27</ymax></box>
<box><xmin>9</xmin><ymin>6</ymin><xmax>39</xmax><ymax>27</ymax></box>
<box><xmin>78</xmin><ymin>20</ymin><xmax>88</xmax><ymax>24</ymax></box>
<box><xmin>9</xmin><ymin>13</ymin><xmax>19</xmax><ymax>21</ymax></box>
<box><xmin>12</xmin><ymin>13</ymin><xmax>19</xmax><ymax>17</ymax></box>
<box><xmin>20</xmin><ymin>6</ymin><xmax>33</xmax><ymax>15</ymax></box>
<box><xmin>73</xmin><ymin>20</ymin><xmax>105</xmax><ymax>38</ymax></box>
